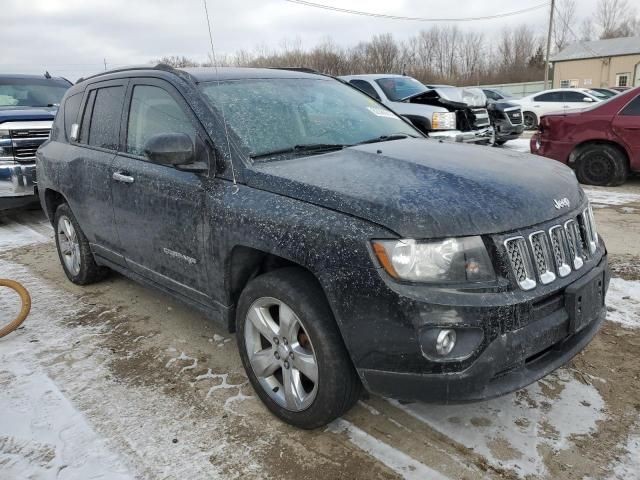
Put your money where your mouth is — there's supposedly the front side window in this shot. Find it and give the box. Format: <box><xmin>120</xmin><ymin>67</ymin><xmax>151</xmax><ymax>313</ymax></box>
<box><xmin>375</xmin><ymin>77</ymin><xmax>428</xmax><ymax>101</ymax></box>
<box><xmin>563</xmin><ymin>91</ymin><xmax>594</xmax><ymax>102</ymax></box>
<box><xmin>0</xmin><ymin>77</ymin><xmax>70</xmax><ymax>107</ymax></box>
<box><xmin>349</xmin><ymin>80</ymin><xmax>381</xmax><ymax>101</ymax></box>
<box><xmin>126</xmin><ymin>85</ymin><xmax>195</xmax><ymax>157</ymax></box>
<box><xmin>483</xmin><ymin>90</ymin><xmax>500</xmax><ymax>101</ymax></box>
<box><xmin>199</xmin><ymin>78</ymin><xmax>418</xmax><ymax>159</ymax></box>
<box><xmin>85</xmin><ymin>86</ymin><xmax>125</xmax><ymax>150</ymax></box>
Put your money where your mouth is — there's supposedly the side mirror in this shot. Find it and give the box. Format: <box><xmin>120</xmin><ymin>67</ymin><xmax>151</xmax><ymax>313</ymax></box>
<box><xmin>144</xmin><ymin>133</ymin><xmax>194</xmax><ymax>166</ymax></box>
<box><xmin>583</xmin><ymin>97</ymin><xmax>595</xmax><ymax>102</ymax></box>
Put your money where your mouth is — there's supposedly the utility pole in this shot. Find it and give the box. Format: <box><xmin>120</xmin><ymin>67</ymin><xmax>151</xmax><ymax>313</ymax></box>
<box><xmin>544</xmin><ymin>0</ymin><xmax>555</xmax><ymax>90</ymax></box>
<box><xmin>104</xmin><ymin>58</ymin><xmax>107</xmax><ymax>71</ymax></box>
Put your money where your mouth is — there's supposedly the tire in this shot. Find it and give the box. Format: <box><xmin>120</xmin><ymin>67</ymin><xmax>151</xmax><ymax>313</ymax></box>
<box><xmin>575</xmin><ymin>144</ymin><xmax>629</xmax><ymax>187</ymax></box>
<box><xmin>54</xmin><ymin>203</ymin><xmax>107</xmax><ymax>285</ymax></box>
<box><xmin>236</xmin><ymin>267</ymin><xmax>361</xmax><ymax>429</ymax></box>
<box><xmin>523</xmin><ymin>111</ymin><xmax>538</xmax><ymax>130</ymax></box>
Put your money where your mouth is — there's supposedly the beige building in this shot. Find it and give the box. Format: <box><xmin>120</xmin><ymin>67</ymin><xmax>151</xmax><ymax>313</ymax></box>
<box><xmin>550</xmin><ymin>36</ymin><xmax>640</xmax><ymax>89</ymax></box>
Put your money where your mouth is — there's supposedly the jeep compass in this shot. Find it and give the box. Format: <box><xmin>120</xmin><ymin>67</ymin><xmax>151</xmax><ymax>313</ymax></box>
<box><xmin>36</xmin><ymin>66</ymin><xmax>609</xmax><ymax>428</ymax></box>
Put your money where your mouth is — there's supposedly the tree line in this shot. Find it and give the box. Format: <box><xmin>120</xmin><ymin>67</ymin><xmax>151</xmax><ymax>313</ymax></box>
<box><xmin>156</xmin><ymin>0</ymin><xmax>639</xmax><ymax>87</ymax></box>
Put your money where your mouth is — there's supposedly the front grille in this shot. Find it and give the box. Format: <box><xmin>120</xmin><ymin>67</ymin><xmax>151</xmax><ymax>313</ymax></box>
<box><xmin>14</xmin><ymin>146</ymin><xmax>39</xmax><ymax>158</ymax></box>
<box><xmin>471</xmin><ymin>108</ymin><xmax>490</xmax><ymax>128</ymax></box>
<box><xmin>505</xmin><ymin>108</ymin><xmax>523</xmax><ymax>125</ymax></box>
<box><xmin>10</xmin><ymin>129</ymin><xmax>50</xmax><ymax>139</ymax></box>
<box><xmin>504</xmin><ymin>207</ymin><xmax>599</xmax><ymax>290</ymax></box>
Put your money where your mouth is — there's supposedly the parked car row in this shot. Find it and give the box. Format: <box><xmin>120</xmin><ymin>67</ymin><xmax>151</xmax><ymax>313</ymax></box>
<box><xmin>530</xmin><ymin>86</ymin><xmax>640</xmax><ymax>186</ymax></box>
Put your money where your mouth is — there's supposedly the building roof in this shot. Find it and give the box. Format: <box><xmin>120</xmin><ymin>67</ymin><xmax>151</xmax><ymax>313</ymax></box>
<box><xmin>551</xmin><ymin>36</ymin><xmax>640</xmax><ymax>62</ymax></box>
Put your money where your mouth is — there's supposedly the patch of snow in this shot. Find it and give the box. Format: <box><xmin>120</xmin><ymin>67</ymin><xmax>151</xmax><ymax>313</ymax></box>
<box><xmin>358</xmin><ymin>400</ymin><xmax>381</xmax><ymax>416</ymax></box>
<box><xmin>609</xmin><ymin>426</ymin><xmax>640</xmax><ymax>480</ymax></box>
<box><xmin>328</xmin><ymin>419</ymin><xmax>450</xmax><ymax>480</ymax></box>
<box><xmin>501</xmin><ymin>138</ymin><xmax>531</xmax><ymax>153</ymax></box>
<box><xmin>388</xmin><ymin>369</ymin><xmax>605</xmax><ymax>478</ymax></box>
<box><xmin>584</xmin><ymin>189</ymin><xmax>640</xmax><ymax>206</ymax></box>
<box><xmin>606</xmin><ymin>278</ymin><xmax>640</xmax><ymax>328</ymax></box>
<box><xmin>0</xmin><ymin>217</ymin><xmax>50</xmax><ymax>250</ymax></box>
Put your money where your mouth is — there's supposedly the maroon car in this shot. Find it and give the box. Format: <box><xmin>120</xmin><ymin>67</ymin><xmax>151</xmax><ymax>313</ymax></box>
<box><xmin>531</xmin><ymin>87</ymin><xmax>640</xmax><ymax>186</ymax></box>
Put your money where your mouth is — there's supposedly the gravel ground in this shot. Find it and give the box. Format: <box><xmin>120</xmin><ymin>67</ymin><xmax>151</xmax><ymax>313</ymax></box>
<box><xmin>1</xmin><ymin>176</ymin><xmax>639</xmax><ymax>479</ymax></box>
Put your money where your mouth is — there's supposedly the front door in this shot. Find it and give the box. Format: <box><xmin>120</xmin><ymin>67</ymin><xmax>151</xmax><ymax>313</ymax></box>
<box><xmin>110</xmin><ymin>79</ymin><xmax>210</xmax><ymax>303</ymax></box>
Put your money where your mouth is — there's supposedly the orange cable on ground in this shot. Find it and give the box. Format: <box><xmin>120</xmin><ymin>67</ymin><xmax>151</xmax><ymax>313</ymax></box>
<box><xmin>0</xmin><ymin>279</ymin><xmax>31</xmax><ymax>338</ymax></box>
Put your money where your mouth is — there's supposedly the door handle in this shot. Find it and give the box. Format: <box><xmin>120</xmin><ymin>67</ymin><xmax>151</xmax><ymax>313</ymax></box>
<box><xmin>112</xmin><ymin>171</ymin><xmax>135</xmax><ymax>184</ymax></box>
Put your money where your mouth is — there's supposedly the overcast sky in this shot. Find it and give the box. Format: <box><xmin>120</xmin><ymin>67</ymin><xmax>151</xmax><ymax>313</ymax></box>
<box><xmin>2</xmin><ymin>0</ymin><xmax>599</xmax><ymax>81</ymax></box>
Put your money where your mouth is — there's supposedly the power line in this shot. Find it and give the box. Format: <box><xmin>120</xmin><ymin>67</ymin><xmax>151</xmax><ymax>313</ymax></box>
<box><xmin>284</xmin><ymin>0</ymin><xmax>550</xmax><ymax>22</ymax></box>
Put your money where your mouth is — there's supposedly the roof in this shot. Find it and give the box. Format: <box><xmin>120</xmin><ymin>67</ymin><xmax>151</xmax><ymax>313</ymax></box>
<box><xmin>182</xmin><ymin>67</ymin><xmax>325</xmax><ymax>82</ymax></box>
<box><xmin>0</xmin><ymin>73</ymin><xmax>70</xmax><ymax>83</ymax></box>
<box><xmin>550</xmin><ymin>36</ymin><xmax>640</xmax><ymax>62</ymax></box>
<box><xmin>339</xmin><ymin>74</ymin><xmax>406</xmax><ymax>80</ymax></box>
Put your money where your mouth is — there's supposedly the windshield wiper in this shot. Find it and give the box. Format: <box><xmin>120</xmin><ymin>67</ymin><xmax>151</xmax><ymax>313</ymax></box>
<box><xmin>251</xmin><ymin>143</ymin><xmax>346</xmax><ymax>159</ymax></box>
<box><xmin>353</xmin><ymin>133</ymin><xmax>417</xmax><ymax>146</ymax></box>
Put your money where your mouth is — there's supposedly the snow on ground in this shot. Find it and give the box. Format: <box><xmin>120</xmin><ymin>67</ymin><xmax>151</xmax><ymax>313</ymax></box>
<box><xmin>0</xmin><ymin>216</ymin><xmax>50</xmax><ymax>250</ymax></box>
<box><xmin>583</xmin><ymin>189</ymin><xmax>640</xmax><ymax>207</ymax></box>
<box><xmin>606</xmin><ymin>278</ymin><xmax>640</xmax><ymax>328</ymax></box>
<box><xmin>501</xmin><ymin>138</ymin><xmax>531</xmax><ymax>154</ymax></box>
<box><xmin>328</xmin><ymin>419</ymin><xmax>449</xmax><ymax>480</ymax></box>
<box><xmin>609</xmin><ymin>426</ymin><xmax>640</xmax><ymax>480</ymax></box>
<box><xmin>389</xmin><ymin>369</ymin><xmax>606</xmax><ymax>478</ymax></box>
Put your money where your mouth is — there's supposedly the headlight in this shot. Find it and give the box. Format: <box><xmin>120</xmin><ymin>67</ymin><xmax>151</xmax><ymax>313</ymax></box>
<box><xmin>372</xmin><ymin>236</ymin><xmax>496</xmax><ymax>283</ymax></box>
<box><xmin>431</xmin><ymin>112</ymin><xmax>456</xmax><ymax>130</ymax></box>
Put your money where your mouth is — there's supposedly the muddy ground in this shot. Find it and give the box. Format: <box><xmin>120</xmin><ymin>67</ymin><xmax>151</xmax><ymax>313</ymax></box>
<box><xmin>1</xmin><ymin>181</ymin><xmax>639</xmax><ymax>479</ymax></box>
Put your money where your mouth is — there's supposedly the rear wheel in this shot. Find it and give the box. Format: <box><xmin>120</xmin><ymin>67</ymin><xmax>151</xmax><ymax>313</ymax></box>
<box><xmin>575</xmin><ymin>144</ymin><xmax>628</xmax><ymax>186</ymax></box>
<box><xmin>523</xmin><ymin>111</ymin><xmax>538</xmax><ymax>130</ymax></box>
<box><xmin>54</xmin><ymin>203</ymin><xmax>107</xmax><ymax>284</ymax></box>
<box><xmin>236</xmin><ymin>267</ymin><xmax>361</xmax><ymax>429</ymax></box>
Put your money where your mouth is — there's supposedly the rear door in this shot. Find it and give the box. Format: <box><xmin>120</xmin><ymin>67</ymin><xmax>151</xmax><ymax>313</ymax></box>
<box><xmin>110</xmin><ymin>78</ymin><xmax>211</xmax><ymax>303</ymax></box>
<box><xmin>612</xmin><ymin>95</ymin><xmax>640</xmax><ymax>167</ymax></box>
<box><xmin>66</xmin><ymin>80</ymin><xmax>127</xmax><ymax>264</ymax></box>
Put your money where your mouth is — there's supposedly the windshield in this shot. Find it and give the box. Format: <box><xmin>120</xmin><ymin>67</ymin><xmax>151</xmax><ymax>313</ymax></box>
<box><xmin>375</xmin><ymin>77</ymin><xmax>428</xmax><ymax>101</ymax></box>
<box><xmin>199</xmin><ymin>78</ymin><xmax>419</xmax><ymax>158</ymax></box>
<box><xmin>0</xmin><ymin>77</ymin><xmax>70</xmax><ymax>107</ymax></box>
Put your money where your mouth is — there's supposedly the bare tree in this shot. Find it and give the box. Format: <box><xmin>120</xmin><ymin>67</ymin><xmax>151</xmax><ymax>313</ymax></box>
<box><xmin>580</xmin><ymin>17</ymin><xmax>595</xmax><ymax>41</ymax></box>
<box><xmin>553</xmin><ymin>0</ymin><xmax>577</xmax><ymax>51</ymax></box>
<box><xmin>153</xmin><ymin>55</ymin><xmax>200</xmax><ymax>67</ymax></box>
<box><xmin>594</xmin><ymin>0</ymin><xmax>638</xmax><ymax>39</ymax></box>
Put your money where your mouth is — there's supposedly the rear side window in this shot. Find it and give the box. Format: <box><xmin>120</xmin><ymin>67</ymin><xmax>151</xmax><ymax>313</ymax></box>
<box><xmin>64</xmin><ymin>92</ymin><xmax>83</xmax><ymax>140</ymax></box>
<box><xmin>534</xmin><ymin>92</ymin><xmax>563</xmax><ymax>102</ymax></box>
<box><xmin>621</xmin><ymin>96</ymin><xmax>640</xmax><ymax>116</ymax></box>
<box><xmin>563</xmin><ymin>91</ymin><xmax>591</xmax><ymax>102</ymax></box>
<box><xmin>87</xmin><ymin>86</ymin><xmax>125</xmax><ymax>150</ymax></box>
<box><xmin>350</xmin><ymin>80</ymin><xmax>381</xmax><ymax>101</ymax></box>
<box><xmin>126</xmin><ymin>85</ymin><xmax>195</xmax><ymax>157</ymax></box>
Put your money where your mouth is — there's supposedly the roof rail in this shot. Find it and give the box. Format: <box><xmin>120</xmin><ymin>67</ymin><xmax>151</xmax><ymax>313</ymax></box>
<box><xmin>76</xmin><ymin>63</ymin><xmax>187</xmax><ymax>84</ymax></box>
<box><xmin>268</xmin><ymin>67</ymin><xmax>321</xmax><ymax>75</ymax></box>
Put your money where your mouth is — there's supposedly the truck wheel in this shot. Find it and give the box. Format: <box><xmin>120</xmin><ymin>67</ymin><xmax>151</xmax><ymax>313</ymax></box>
<box><xmin>236</xmin><ymin>267</ymin><xmax>361</xmax><ymax>429</ymax></box>
<box><xmin>575</xmin><ymin>144</ymin><xmax>628</xmax><ymax>187</ymax></box>
<box><xmin>54</xmin><ymin>203</ymin><xmax>107</xmax><ymax>284</ymax></box>
<box><xmin>523</xmin><ymin>111</ymin><xmax>537</xmax><ymax>130</ymax></box>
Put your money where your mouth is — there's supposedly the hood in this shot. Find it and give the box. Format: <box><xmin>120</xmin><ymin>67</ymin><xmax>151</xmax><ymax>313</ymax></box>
<box><xmin>247</xmin><ymin>138</ymin><xmax>584</xmax><ymax>238</ymax></box>
<box><xmin>0</xmin><ymin>106</ymin><xmax>56</xmax><ymax>124</ymax></box>
<box><xmin>488</xmin><ymin>100</ymin><xmax>520</xmax><ymax>111</ymax></box>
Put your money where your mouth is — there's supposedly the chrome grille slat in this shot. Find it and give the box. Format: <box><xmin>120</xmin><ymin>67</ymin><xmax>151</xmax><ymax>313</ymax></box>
<box><xmin>10</xmin><ymin>129</ymin><xmax>50</xmax><ymax>139</ymax></box>
<box><xmin>549</xmin><ymin>225</ymin><xmax>571</xmax><ymax>277</ymax></box>
<box><xmin>564</xmin><ymin>219</ymin><xmax>584</xmax><ymax>270</ymax></box>
<box><xmin>504</xmin><ymin>236</ymin><xmax>536</xmax><ymax>290</ymax></box>
<box><xmin>529</xmin><ymin>231</ymin><xmax>556</xmax><ymax>284</ymax></box>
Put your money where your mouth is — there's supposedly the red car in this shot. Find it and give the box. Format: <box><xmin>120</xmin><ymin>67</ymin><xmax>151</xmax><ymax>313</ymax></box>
<box><xmin>531</xmin><ymin>86</ymin><xmax>640</xmax><ymax>186</ymax></box>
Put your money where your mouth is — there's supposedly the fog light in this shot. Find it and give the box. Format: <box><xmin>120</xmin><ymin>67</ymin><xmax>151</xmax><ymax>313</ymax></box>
<box><xmin>436</xmin><ymin>329</ymin><xmax>456</xmax><ymax>356</ymax></box>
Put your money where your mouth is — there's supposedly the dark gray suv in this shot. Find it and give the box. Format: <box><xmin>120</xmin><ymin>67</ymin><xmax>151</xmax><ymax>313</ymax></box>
<box><xmin>37</xmin><ymin>65</ymin><xmax>609</xmax><ymax>428</ymax></box>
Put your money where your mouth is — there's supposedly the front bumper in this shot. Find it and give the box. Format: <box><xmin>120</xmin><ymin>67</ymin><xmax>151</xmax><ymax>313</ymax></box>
<box><xmin>0</xmin><ymin>162</ymin><xmax>36</xmax><ymax>198</ymax></box>
<box><xmin>356</xmin><ymin>255</ymin><xmax>608</xmax><ymax>403</ymax></box>
<box><xmin>430</xmin><ymin>127</ymin><xmax>493</xmax><ymax>144</ymax></box>
<box><xmin>495</xmin><ymin>122</ymin><xmax>525</xmax><ymax>142</ymax></box>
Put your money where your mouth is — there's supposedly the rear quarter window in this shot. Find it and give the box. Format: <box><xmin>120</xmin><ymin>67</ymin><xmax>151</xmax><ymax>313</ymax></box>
<box><xmin>63</xmin><ymin>92</ymin><xmax>83</xmax><ymax>141</ymax></box>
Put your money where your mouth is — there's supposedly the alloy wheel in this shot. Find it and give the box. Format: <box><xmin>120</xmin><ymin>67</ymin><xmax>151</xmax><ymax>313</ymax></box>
<box><xmin>57</xmin><ymin>215</ymin><xmax>81</xmax><ymax>276</ymax></box>
<box><xmin>244</xmin><ymin>297</ymin><xmax>319</xmax><ymax>411</ymax></box>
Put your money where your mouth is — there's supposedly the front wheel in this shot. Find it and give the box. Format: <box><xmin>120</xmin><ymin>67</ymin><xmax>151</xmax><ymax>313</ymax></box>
<box><xmin>236</xmin><ymin>267</ymin><xmax>361</xmax><ymax>429</ymax></box>
<box><xmin>523</xmin><ymin>111</ymin><xmax>538</xmax><ymax>130</ymax></box>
